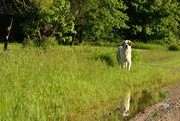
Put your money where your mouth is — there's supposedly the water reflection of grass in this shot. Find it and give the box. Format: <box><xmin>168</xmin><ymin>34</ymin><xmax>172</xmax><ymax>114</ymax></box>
<box><xmin>130</xmin><ymin>89</ymin><xmax>169</xmax><ymax>118</ymax></box>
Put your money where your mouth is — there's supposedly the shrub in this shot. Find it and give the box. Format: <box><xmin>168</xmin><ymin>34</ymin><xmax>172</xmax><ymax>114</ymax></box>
<box><xmin>168</xmin><ymin>45</ymin><xmax>179</xmax><ymax>51</ymax></box>
<box><xmin>95</xmin><ymin>52</ymin><xmax>117</xmax><ymax>67</ymax></box>
<box><xmin>132</xmin><ymin>50</ymin><xmax>142</xmax><ymax>63</ymax></box>
<box><xmin>98</xmin><ymin>54</ymin><xmax>115</xmax><ymax>67</ymax></box>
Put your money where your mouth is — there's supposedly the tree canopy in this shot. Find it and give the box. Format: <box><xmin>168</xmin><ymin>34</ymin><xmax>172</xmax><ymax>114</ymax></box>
<box><xmin>0</xmin><ymin>0</ymin><xmax>179</xmax><ymax>44</ymax></box>
<box><xmin>121</xmin><ymin>0</ymin><xmax>180</xmax><ymax>43</ymax></box>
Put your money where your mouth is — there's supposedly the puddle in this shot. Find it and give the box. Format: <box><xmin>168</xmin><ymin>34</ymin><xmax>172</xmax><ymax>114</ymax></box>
<box><xmin>128</xmin><ymin>89</ymin><xmax>169</xmax><ymax>119</ymax></box>
<box><xmin>163</xmin><ymin>102</ymin><xmax>171</xmax><ymax>108</ymax></box>
<box><xmin>104</xmin><ymin>89</ymin><xmax>169</xmax><ymax>121</ymax></box>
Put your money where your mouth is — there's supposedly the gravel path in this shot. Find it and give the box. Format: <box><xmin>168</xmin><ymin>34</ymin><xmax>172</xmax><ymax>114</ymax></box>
<box><xmin>129</xmin><ymin>80</ymin><xmax>180</xmax><ymax>121</ymax></box>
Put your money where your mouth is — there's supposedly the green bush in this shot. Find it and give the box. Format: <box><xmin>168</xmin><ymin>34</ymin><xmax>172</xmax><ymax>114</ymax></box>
<box><xmin>132</xmin><ymin>50</ymin><xmax>142</xmax><ymax>63</ymax></box>
<box><xmin>93</xmin><ymin>48</ymin><xmax>117</xmax><ymax>67</ymax></box>
<box><xmin>95</xmin><ymin>53</ymin><xmax>116</xmax><ymax>67</ymax></box>
<box><xmin>168</xmin><ymin>45</ymin><xmax>179</xmax><ymax>51</ymax></box>
<box><xmin>99</xmin><ymin>54</ymin><xmax>115</xmax><ymax>67</ymax></box>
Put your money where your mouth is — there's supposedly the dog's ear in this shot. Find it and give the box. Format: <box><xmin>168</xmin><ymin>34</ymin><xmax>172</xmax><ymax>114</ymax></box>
<box><xmin>122</xmin><ymin>41</ymin><xmax>126</xmax><ymax>46</ymax></box>
<box><xmin>128</xmin><ymin>41</ymin><xmax>132</xmax><ymax>46</ymax></box>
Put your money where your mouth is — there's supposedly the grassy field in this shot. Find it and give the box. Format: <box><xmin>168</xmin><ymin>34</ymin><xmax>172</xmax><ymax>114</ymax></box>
<box><xmin>0</xmin><ymin>43</ymin><xmax>179</xmax><ymax>121</ymax></box>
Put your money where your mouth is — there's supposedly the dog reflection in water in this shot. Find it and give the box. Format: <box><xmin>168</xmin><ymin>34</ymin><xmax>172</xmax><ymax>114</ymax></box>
<box><xmin>117</xmin><ymin>92</ymin><xmax>131</xmax><ymax>116</ymax></box>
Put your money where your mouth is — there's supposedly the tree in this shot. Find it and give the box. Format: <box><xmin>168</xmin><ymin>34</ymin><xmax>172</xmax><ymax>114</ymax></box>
<box><xmin>121</xmin><ymin>0</ymin><xmax>180</xmax><ymax>44</ymax></box>
<box><xmin>67</xmin><ymin>0</ymin><xmax>91</xmax><ymax>44</ymax></box>
<box><xmin>4</xmin><ymin>18</ymin><xmax>13</xmax><ymax>51</ymax></box>
<box><xmin>0</xmin><ymin>0</ymin><xmax>16</xmax><ymax>50</ymax></box>
<box><xmin>85</xmin><ymin>0</ymin><xmax>129</xmax><ymax>42</ymax></box>
<box><xmin>68</xmin><ymin>0</ymin><xmax>129</xmax><ymax>43</ymax></box>
<box><xmin>13</xmin><ymin>0</ymin><xmax>76</xmax><ymax>43</ymax></box>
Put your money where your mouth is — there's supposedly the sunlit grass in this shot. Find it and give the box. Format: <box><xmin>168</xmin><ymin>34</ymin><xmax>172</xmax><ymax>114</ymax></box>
<box><xmin>0</xmin><ymin>43</ymin><xmax>179</xmax><ymax>120</ymax></box>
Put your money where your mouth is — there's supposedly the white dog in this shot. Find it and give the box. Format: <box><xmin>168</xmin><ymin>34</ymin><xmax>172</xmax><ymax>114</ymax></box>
<box><xmin>117</xmin><ymin>40</ymin><xmax>132</xmax><ymax>71</ymax></box>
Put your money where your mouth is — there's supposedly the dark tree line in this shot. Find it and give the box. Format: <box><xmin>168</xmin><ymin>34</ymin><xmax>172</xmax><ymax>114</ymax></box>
<box><xmin>0</xmin><ymin>0</ymin><xmax>179</xmax><ymax>46</ymax></box>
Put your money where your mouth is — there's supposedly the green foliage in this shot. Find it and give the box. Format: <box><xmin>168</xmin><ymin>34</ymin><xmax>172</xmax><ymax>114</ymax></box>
<box><xmin>0</xmin><ymin>0</ymin><xmax>179</xmax><ymax>44</ymax></box>
<box><xmin>73</xmin><ymin>0</ymin><xmax>129</xmax><ymax>42</ymax></box>
<box><xmin>69</xmin><ymin>0</ymin><xmax>128</xmax><ymax>41</ymax></box>
<box><xmin>93</xmin><ymin>47</ymin><xmax>117</xmax><ymax>67</ymax></box>
<box><xmin>95</xmin><ymin>53</ymin><xmax>116</xmax><ymax>67</ymax></box>
<box><xmin>121</xmin><ymin>0</ymin><xmax>180</xmax><ymax>43</ymax></box>
<box><xmin>168</xmin><ymin>44</ymin><xmax>179</xmax><ymax>51</ymax></box>
<box><xmin>17</xmin><ymin>0</ymin><xmax>75</xmax><ymax>42</ymax></box>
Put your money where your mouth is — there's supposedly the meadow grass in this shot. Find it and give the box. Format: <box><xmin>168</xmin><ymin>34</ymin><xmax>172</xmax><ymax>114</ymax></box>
<box><xmin>0</xmin><ymin>43</ymin><xmax>179</xmax><ymax>120</ymax></box>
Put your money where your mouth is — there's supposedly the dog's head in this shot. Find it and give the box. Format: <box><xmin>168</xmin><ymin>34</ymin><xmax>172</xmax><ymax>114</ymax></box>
<box><xmin>122</xmin><ymin>40</ymin><xmax>132</xmax><ymax>49</ymax></box>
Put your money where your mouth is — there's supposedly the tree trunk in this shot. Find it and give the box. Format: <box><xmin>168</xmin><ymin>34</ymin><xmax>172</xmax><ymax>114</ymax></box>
<box><xmin>37</xmin><ymin>28</ymin><xmax>43</xmax><ymax>46</ymax></box>
<box><xmin>4</xmin><ymin>18</ymin><xmax>13</xmax><ymax>51</ymax></box>
<box><xmin>79</xmin><ymin>29</ymin><xmax>83</xmax><ymax>44</ymax></box>
<box><xmin>70</xmin><ymin>33</ymin><xmax>76</xmax><ymax>47</ymax></box>
<box><xmin>37</xmin><ymin>29</ymin><xmax>42</xmax><ymax>40</ymax></box>
<box><xmin>4</xmin><ymin>36</ymin><xmax>9</xmax><ymax>51</ymax></box>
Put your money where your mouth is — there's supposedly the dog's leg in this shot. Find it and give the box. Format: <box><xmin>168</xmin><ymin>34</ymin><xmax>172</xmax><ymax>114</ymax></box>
<box><xmin>124</xmin><ymin>62</ymin><xmax>127</xmax><ymax>69</ymax></box>
<box><xmin>120</xmin><ymin>62</ymin><xmax>124</xmax><ymax>69</ymax></box>
<box><xmin>118</xmin><ymin>63</ymin><xmax>121</xmax><ymax>69</ymax></box>
<box><xmin>127</xmin><ymin>61</ymin><xmax>131</xmax><ymax>71</ymax></box>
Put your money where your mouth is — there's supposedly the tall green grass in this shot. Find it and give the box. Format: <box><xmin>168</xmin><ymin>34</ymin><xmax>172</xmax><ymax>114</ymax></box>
<box><xmin>0</xmin><ymin>44</ymin><xmax>179</xmax><ymax>120</ymax></box>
